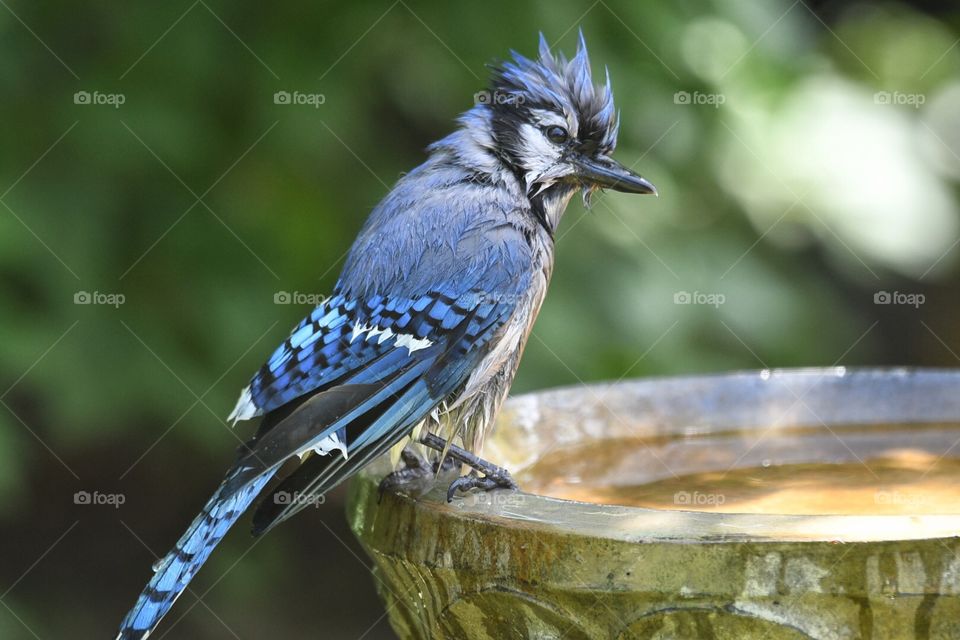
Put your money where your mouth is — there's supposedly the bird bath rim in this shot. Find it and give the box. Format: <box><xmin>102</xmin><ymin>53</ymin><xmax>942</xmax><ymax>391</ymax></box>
<box><xmin>359</xmin><ymin>367</ymin><xmax>960</xmax><ymax>545</ymax></box>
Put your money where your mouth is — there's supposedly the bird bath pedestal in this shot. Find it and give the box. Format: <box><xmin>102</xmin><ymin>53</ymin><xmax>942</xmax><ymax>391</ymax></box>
<box><xmin>347</xmin><ymin>368</ymin><xmax>960</xmax><ymax>639</ymax></box>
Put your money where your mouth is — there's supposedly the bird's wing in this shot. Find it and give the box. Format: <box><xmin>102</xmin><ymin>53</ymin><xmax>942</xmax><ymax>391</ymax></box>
<box><xmin>248</xmin><ymin>290</ymin><xmax>515</xmax><ymax>533</ymax></box>
<box><xmin>227</xmin><ymin>292</ymin><xmax>411</xmax><ymax>421</ymax></box>
<box><xmin>225</xmin><ymin>283</ymin><xmax>516</xmax><ymax>524</ymax></box>
<box><xmin>229</xmin><ymin>269</ymin><xmax>503</xmax><ymax>421</ymax></box>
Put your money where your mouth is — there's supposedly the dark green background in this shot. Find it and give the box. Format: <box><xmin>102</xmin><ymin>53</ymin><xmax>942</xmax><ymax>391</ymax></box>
<box><xmin>1</xmin><ymin>1</ymin><xmax>958</xmax><ymax>637</ymax></box>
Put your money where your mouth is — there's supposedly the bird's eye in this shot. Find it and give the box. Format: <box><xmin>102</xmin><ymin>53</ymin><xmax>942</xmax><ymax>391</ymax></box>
<box><xmin>545</xmin><ymin>126</ymin><xmax>569</xmax><ymax>144</ymax></box>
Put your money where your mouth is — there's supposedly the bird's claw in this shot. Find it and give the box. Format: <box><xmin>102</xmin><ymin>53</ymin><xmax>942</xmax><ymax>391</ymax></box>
<box><xmin>377</xmin><ymin>449</ymin><xmax>460</xmax><ymax>502</ymax></box>
<box><xmin>378</xmin><ymin>450</ymin><xmax>429</xmax><ymax>502</ymax></box>
<box><xmin>446</xmin><ymin>468</ymin><xmax>518</xmax><ymax>502</ymax></box>
<box><xmin>411</xmin><ymin>431</ymin><xmax>519</xmax><ymax>502</ymax></box>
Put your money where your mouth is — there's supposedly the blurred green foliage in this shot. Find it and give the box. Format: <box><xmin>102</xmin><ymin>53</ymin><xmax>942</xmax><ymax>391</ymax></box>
<box><xmin>1</xmin><ymin>0</ymin><xmax>959</xmax><ymax>637</ymax></box>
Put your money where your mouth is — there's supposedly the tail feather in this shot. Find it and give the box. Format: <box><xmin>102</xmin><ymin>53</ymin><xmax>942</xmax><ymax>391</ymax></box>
<box><xmin>116</xmin><ymin>470</ymin><xmax>276</xmax><ymax>640</ymax></box>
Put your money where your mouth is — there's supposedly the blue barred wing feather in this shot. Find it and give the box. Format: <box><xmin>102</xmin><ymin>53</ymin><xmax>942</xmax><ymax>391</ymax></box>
<box><xmin>230</xmin><ymin>286</ymin><xmax>502</xmax><ymax>420</ymax></box>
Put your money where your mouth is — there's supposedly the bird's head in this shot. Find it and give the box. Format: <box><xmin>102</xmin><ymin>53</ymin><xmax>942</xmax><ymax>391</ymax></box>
<box><xmin>481</xmin><ymin>32</ymin><xmax>656</xmax><ymax>202</ymax></box>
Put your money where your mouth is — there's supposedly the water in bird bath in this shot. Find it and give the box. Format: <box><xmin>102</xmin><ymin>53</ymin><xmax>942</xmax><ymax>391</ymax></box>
<box><xmin>519</xmin><ymin>422</ymin><xmax>960</xmax><ymax>516</ymax></box>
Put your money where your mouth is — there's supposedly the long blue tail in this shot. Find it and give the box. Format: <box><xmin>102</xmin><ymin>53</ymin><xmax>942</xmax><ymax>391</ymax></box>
<box><xmin>116</xmin><ymin>469</ymin><xmax>276</xmax><ymax>640</ymax></box>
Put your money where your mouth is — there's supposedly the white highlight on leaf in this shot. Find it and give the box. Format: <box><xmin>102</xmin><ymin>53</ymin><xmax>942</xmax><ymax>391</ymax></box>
<box><xmin>227</xmin><ymin>385</ymin><xmax>258</xmax><ymax>425</ymax></box>
<box><xmin>350</xmin><ymin>320</ymin><xmax>433</xmax><ymax>354</ymax></box>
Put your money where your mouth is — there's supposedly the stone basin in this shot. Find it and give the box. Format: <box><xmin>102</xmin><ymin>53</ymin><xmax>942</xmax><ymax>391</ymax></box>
<box><xmin>347</xmin><ymin>368</ymin><xmax>960</xmax><ymax>639</ymax></box>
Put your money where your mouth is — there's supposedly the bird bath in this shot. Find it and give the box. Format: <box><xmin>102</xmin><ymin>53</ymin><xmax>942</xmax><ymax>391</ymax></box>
<box><xmin>347</xmin><ymin>368</ymin><xmax>960</xmax><ymax>639</ymax></box>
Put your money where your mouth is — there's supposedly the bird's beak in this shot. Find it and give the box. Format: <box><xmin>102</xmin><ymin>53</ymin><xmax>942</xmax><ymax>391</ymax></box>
<box><xmin>572</xmin><ymin>155</ymin><xmax>657</xmax><ymax>195</ymax></box>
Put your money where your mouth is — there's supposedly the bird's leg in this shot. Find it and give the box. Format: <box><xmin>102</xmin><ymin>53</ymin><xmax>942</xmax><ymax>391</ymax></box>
<box><xmin>418</xmin><ymin>432</ymin><xmax>519</xmax><ymax>502</ymax></box>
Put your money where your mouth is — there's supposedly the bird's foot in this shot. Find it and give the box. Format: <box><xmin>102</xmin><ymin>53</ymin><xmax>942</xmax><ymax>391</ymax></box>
<box><xmin>445</xmin><ymin>468</ymin><xmax>518</xmax><ymax>502</ymax></box>
<box><xmin>378</xmin><ymin>449</ymin><xmax>430</xmax><ymax>501</ymax></box>
<box><xmin>377</xmin><ymin>448</ymin><xmax>458</xmax><ymax>501</ymax></box>
<box><xmin>417</xmin><ymin>432</ymin><xmax>519</xmax><ymax>502</ymax></box>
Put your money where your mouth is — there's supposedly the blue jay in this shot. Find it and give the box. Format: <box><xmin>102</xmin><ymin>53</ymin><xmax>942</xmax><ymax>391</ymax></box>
<box><xmin>117</xmin><ymin>32</ymin><xmax>655</xmax><ymax>639</ymax></box>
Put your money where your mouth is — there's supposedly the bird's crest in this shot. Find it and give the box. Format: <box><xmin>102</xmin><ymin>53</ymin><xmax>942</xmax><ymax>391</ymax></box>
<box><xmin>487</xmin><ymin>30</ymin><xmax>620</xmax><ymax>154</ymax></box>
